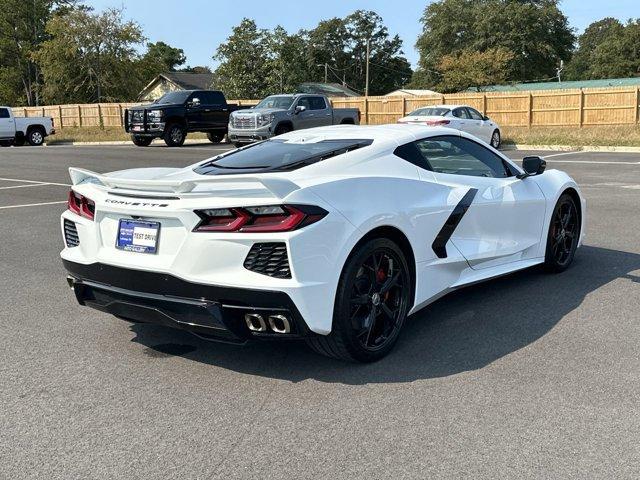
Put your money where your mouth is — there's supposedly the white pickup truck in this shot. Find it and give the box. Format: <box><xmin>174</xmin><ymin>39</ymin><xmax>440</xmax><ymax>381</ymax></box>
<box><xmin>0</xmin><ymin>106</ymin><xmax>55</xmax><ymax>146</ymax></box>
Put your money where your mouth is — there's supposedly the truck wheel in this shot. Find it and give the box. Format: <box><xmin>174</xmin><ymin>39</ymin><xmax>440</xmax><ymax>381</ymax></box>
<box><xmin>163</xmin><ymin>123</ymin><xmax>186</xmax><ymax>147</ymax></box>
<box><xmin>131</xmin><ymin>135</ymin><xmax>153</xmax><ymax>147</ymax></box>
<box><xmin>27</xmin><ymin>127</ymin><xmax>45</xmax><ymax>146</ymax></box>
<box><xmin>274</xmin><ymin>124</ymin><xmax>292</xmax><ymax>136</ymax></box>
<box><xmin>14</xmin><ymin>136</ymin><xmax>25</xmax><ymax>147</ymax></box>
<box><xmin>0</xmin><ymin>140</ymin><xmax>12</xmax><ymax>147</ymax></box>
<box><xmin>207</xmin><ymin>132</ymin><xmax>224</xmax><ymax>144</ymax></box>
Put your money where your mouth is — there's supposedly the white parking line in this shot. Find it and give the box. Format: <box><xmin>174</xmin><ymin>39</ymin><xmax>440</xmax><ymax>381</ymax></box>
<box><xmin>543</xmin><ymin>151</ymin><xmax>582</xmax><ymax>158</ymax></box>
<box><xmin>548</xmin><ymin>160</ymin><xmax>640</xmax><ymax>165</ymax></box>
<box><xmin>0</xmin><ymin>177</ymin><xmax>70</xmax><ymax>187</ymax></box>
<box><xmin>0</xmin><ymin>183</ymin><xmax>60</xmax><ymax>190</ymax></box>
<box><xmin>0</xmin><ymin>201</ymin><xmax>67</xmax><ymax>210</ymax></box>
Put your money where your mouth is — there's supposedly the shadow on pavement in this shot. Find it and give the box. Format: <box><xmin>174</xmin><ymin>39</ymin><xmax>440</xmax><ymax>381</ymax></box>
<box><xmin>129</xmin><ymin>246</ymin><xmax>640</xmax><ymax>384</ymax></box>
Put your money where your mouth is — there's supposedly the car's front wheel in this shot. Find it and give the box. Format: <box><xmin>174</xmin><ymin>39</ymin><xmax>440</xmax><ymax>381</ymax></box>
<box><xmin>163</xmin><ymin>123</ymin><xmax>186</xmax><ymax>147</ymax></box>
<box><xmin>207</xmin><ymin>132</ymin><xmax>224</xmax><ymax>144</ymax></box>
<box><xmin>307</xmin><ymin>238</ymin><xmax>412</xmax><ymax>362</ymax></box>
<box><xmin>544</xmin><ymin>193</ymin><xmax>580</xmax><ymax>272</ymax></box>
<box><xmin>490</xmin><ymin>129</ymin><xmax>501</xmax><ymax>149</ymax></box>
<box><xmin>131</xmin><ymin>135</ymin><xmax>153</xmax><ymax>147</ymax></box>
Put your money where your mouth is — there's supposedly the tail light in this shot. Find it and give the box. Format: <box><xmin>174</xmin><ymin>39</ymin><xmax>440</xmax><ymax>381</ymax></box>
<box><xmin>193</xmin><ymin>204</ymin><xmax>328</xmax><ymax>233</ymax></box>
<box><xmin>425</xmin><ymin>119</ymin><xmax>450</xmax><ymax>126</ymax></box>
<box><xmin>68</xmin><ymin>190</ymin><xmax>95</xmax><ymax>220</ymax></box>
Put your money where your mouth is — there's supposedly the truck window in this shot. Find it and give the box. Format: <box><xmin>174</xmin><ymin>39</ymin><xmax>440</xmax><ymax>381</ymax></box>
<box><xmin>0</xmin><ymin>108</ymin><xmax>10</xmax><ymax>118</ymax></box>
<box><xmin>200</xmin><ymin>91</ymin><xmax>225</xmax><ymax>105</ymax></box>
<box><xmin>308</xmin><ymin>97</ymin><xmax>327</xmax><ymax>110</ymax></box>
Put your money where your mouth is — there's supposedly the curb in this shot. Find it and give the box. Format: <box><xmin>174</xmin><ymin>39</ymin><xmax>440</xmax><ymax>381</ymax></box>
<box><xmin>502</xmin><ymin>144</ymin><xmax>640</xmax><ymax>153</ymax></box>
<box><xmin>45</xmin><ymin>138</ymin><xmax>229</xmax><ymax>147</ymax></box>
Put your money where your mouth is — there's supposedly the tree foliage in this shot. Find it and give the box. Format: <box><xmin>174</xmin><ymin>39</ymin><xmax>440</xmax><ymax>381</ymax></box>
<box><xmin>437</xmin><ymin>48</ymin><xmax>515</xmax><ymax>92</ymax></box>
<box><xmin>144</xmin><ymin>41</ymin><xmax>186</xmax><ymax>72</ymax></box>
<box><xmin>413</xmin><ymin>0</ymin><xmax>575</xmax><ymax>91</ymax></box>
<box><xmin>214</xmin><ymin>11</ymin><xmax>412</xmax><ymax>98</ymax></box>
<box><xmin>566</xmin><ymin>18</ymin><xmax>640</xmax><ymax>80</ymax></box>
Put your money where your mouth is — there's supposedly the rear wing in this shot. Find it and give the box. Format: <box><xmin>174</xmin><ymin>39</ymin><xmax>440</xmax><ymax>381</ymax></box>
<box><xmin>68</xmin><ymin>167</ymin><xmax>300</xmax><ymax>199</ymax></box>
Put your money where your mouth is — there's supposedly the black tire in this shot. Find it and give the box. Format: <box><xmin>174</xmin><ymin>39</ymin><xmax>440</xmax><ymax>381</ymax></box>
<box><xmin>131</xmin><ymin>135</ymin><xmax>153</xmax><ymax>147</ymax></box>
<box><xmin>0</xmin><ymin>140</ymin><xmax>12</xmax><ymax>147</ymax></box>
<box><xmin>233</xmin><ymin>142</ymin><xmax>245</xmax><ymax>149</ymax></box>
<box><xmin>14</xmin><ymin>136</ymin><xmax>25</xmax><ymax>147</ymax></box>
<box><xmin>163</xmin><ymin>123</ymin><xmax>186</xmax><ymax>147</ymax></box>
<box><xmin>490</xmin><ymin>129</ymin><xmax>501</xmax><ymax>149</ymax></box>
<box><xmin>306</xmin><ymin>238</ymin><xmax>412</xmax><ymax>362</ymax></box>
<box><xmin>543</xmin><ymin>193</ymin><xmax>580</xmax><ymax>273</ymax></box>
<box><xmin>27</xmin><ymin>127</ymin><xmax>45</xmax><ymax>146</ymax></box>
<box><xmin>207</xmin><ymin>132</ymin><xmax>224</xmax><ymax>144</ymax></box>
<box><xmin>274</xmin><ymin>123</ymin><xmax>292</xmax><ymax>136</ymax></box>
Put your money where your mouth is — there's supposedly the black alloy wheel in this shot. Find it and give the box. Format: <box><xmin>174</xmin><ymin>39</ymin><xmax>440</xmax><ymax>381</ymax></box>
<box><xmin>207</xmin><ymin>132</ymin><xmax>224</xmax><ymax>143</ymax></box>
<box><xmin>307</xmin><ymin>238</ymin><xmax>411</xmax><ymax>362</ymax></box>
<box><xmin>544</xmin><ymin>193</ymin><xmax>579</xmax><ymax>272</ymax></box>
<box><xmin>164</xmin><ymin>123</ymin><xmax>186</xmax><ymax>147</ymax></box>
<box><xmin>131</xmin><ymin>135</ymin><xmax>153</xmax><ymax>147</ymax></box>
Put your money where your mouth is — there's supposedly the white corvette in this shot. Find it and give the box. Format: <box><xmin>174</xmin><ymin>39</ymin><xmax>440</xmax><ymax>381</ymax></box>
<box><xmin>397</xmin><ymin>105</ymin><xmax>502</xmax><ymax>149</ymax></box>
<box><xmin>61</xmin><ymin>125</ymin><xmax>585</xmax><ymax>362</ymax></box>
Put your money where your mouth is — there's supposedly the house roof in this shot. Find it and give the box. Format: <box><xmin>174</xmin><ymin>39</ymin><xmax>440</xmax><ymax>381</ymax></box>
<box><xmin>161</xmin><ymin>72</ymin><xmax>214</xmax><ymax>90</ymax></box>
<box><xmin>385</xmin><ymin>89</ymin><xmax>440</xmax><ymax>97</ymax></box>
<box><xmin>473</xmin><ymin>77</ymin><xmax>640</xmax><ymax>92</ymax></box>
<box><xmin>296</xmin><ymin>82</ymin><xmax>360</xmax><ymax>97</ymax></box>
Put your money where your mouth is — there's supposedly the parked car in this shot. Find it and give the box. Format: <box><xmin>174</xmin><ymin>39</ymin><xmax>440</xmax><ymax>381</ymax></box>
<box><xmin>397</xmin><ymin>105</ymin><xmax>501</xmax><ymax>149</ymax></box>
<box><xmin>61</xmin><ymin>124</ymin><xmax>585</xmax><ymax>362</ymax></box>
<box><xmin>227</xmin><ymin>93</ymin><xmax>360</xmax><ymax>147</ymax></box>
<box><xmin>124</xmin><ymin>90</ymin><xmax>239</xmax><ymax>147</ymax></box>
<box><xmin>0</xmin><ymin>106</ymin><xmax>55</xmax><ymax>146</ymax></box>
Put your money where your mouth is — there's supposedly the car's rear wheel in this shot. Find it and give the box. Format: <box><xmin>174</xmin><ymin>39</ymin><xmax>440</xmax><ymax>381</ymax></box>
<box><xmin>490</xmin><ymin>129</ymin><xmax>501</xmax><ymax>149</ymax></box>
<box><xmin>307</xmin><ymin>238</ymin><xmax>411</xmax><ymax>362</ymax></box>
<box><xmin>207</xmin><ymin>132</ymin><xmax>224</xmax><ymax>144</ymax></box>
<box><xmin>0</xmin><ymin>140</ymin><xmax>12</xmax><ymax>147</ymax></box>
<box><xmin>274</xmin><ymin>123</ymin><xmax>292</xmax><ymax>136</ymax></box>
<box><xmin>544</xmin><ymin>193</ymin><xmax>580</xmax><ymax>272</ymax></box>
<box><xmin>131</xmin><ymin>135</ymin><xmax>152</xmax><ymax>147</ymax></box>
<box><xmin>163</xmin><ymin>123</ymin><xmax>186</xmax><ymax>147</ymax></box>
<box><xmin>27</xmin><ymin>127</ymin><xmax>45</xmax><ymax>146</ymax></box>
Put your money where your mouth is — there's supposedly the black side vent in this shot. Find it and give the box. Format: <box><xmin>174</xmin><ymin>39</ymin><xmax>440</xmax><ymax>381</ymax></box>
<box><xmin>243</xmin><ymin>243</ymin><xmax>291</xmax><ymax>279</ymax></box>
<box><xmin>64</xmin><ymin>219</ymin><xmax>80</xmax><ymax>247</ymax></box>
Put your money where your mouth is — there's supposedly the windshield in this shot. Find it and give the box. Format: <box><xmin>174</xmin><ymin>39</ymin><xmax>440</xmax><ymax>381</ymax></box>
<box><xmin>408</xmin><ymin>107</ymin><xmax>449</xmax><ymax>117</ymax></box>
<box><xmin>194</xmin><ymin>138</ymin><xmax>373</xmax><ymax>175</ymax></box>
<box><xmin>255</xmin><ymin>95</ymin><xmax>295</xmax><ymax>109</ymax></box>
<box><xmin>155</xmin><ymin>91</ymin><xmax>191</xmax><ymax>105</ymax></box>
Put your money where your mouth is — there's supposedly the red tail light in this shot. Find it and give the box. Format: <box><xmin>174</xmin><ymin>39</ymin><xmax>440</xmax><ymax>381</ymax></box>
<box><xmin>193</xmin><ymin>204</ymin><xmax>328</xmax><ymax>233</ymax></box>
<box><xmin>68</xmin><ymin>190</ymin><xmax>95</xmax><ymax>220</ymax></box>
<box><xmin>425</xmin><ymin>119</ymin><xmax>450</xmax><ymax>126</ymax></box>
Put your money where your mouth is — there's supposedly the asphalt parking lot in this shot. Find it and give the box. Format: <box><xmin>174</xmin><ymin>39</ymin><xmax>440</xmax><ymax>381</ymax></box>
<box><xmin>1</xmin><ymin>143</ymin><xmax>639</xmax><ymax>479</ymax></box>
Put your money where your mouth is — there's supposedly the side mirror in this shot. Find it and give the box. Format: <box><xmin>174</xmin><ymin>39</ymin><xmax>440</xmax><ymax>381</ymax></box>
<box><xmin>189</xmin><ymin>98</ymin><xmax>201</xmax><ymax>108</ymax></box>
<box><xmin>295</xmin><ymin>105</ymin><xmax>306</xmax><ymax>114</ymax></box>
<box><xmin>518</xmin><ymin>156</ymin><xmax>547</xmax><ymax>179</ymax></box>
<box><xmin>483</xmin><ymin>115</ymin><xmax>490</xmax><ymax>121</ymax></box>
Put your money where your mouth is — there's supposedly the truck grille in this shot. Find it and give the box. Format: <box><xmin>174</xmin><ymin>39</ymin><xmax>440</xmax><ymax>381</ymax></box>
<box><xmin>244</xmin><ymin>243</ymin><xmax>290</xmax><ymax>279</ymax></box>
<box><xmin>233</xmin><ymin>115</ymin><xmax>256</xmax><ymax>129</ymax></box>
<box><xmin>64</xmin><ymin>219</ymin><xmax>80</xmax><ymax>247</ymax></box>
<box><xmin>131</xmin><ymin>110</ymin><xmax>144</xmax><ymax>122</ymax></box>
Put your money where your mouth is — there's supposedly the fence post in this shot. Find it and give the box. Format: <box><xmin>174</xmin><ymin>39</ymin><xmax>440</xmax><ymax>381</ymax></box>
<box><xmin>118</xmin><ymin>104</ymin><xmax>123</xmax><ymax>127</ymax></box>
<box><xmin>364</xmin><ymin>97</ymin><xmax>369</xmax><ymax>125</ymax></box>
<box><xmin>482</xmin><ymin>94</ymin><xmax>487</xmax><ymax>116</ymax></box>
<box><xmin>97</xmin><ymin>104</ymin><xmax>102</xmax><ymax>128</ymax></box>
<box><xmin>78</xmin><ymin>105</ymin><xmax>82</xmax><ymax>127</ymax></box>
<box><xmin>441</xmin><ymin>94</ymin><xmax>446</xmax><ymax>105</ymax></box>
<box><xmin>636</xmin><ymin>87</ymin><xmax>640</xmax><ymax>124</ymax></box>
<box><xmin>402</xmin><ymin>97</ymin><xmax>406</xmax><ymax>117</ymax></box>
<box><xmin>579</xmin><ymin>89</ymin><xmax>584</xmax><ymax>127</ymax></box>
<box><xmin>58</xmin><ymin>105</ymin><xmax>63</xmax><ymax>129</ymax></box>
<box><xmin>528</xmin><ymin>93</ymin><xmax>533</xmax><ymax>127</ymax></box>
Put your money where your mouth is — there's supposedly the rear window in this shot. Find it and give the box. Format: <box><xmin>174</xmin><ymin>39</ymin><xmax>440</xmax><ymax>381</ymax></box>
<box><xmin>409</xmin><ymin>107</ymin><xmax>449</xmax><ymax>117</ymax></box>
<box><xmin>0</xmin><ymin>108</ymin><xmax>10</xmax><ymax>118</ymax></box>
<box><xmin>195</xmin><ymin>139</ymin><xmax>373</xmax><ymax>175</ymax></box>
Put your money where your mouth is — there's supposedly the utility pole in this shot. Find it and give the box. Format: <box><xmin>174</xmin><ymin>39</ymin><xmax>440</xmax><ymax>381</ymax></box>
<box><xmin>365</xmin><ymin>39</ymin><xmax>370</xmax><ymax>97</ymax></box>
<box><xmin>316</xmin><ymin>63</ymin><xmax>328</xmax><ymax>83</ymax></box>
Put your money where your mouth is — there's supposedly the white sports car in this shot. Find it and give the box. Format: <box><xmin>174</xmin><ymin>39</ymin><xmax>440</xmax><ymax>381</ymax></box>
<box><xmin>61</xmin><ymin>125</ymin><xmax>585</xmax><ymax>362</ymax></box>
<box><xmin>397</xmin><ymin>105</ymin><xmax>502</xmax><ymax>149</ymax></box>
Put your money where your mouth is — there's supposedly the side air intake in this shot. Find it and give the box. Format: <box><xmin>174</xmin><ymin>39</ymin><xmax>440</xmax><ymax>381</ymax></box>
<box><xmin>64</xmin><ymin>219</ymin><xmax>80</xmax><ymax>247</ymax></box>
<box><xmin>243</xmin><ymin>243</ymin><xmax>291</xmax><ymax>279</ymax></box>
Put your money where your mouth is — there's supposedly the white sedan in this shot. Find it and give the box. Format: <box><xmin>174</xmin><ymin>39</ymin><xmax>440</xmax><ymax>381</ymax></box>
<box><xmin>61</xmin><ymin>124</ymin><xmax>584</xmax><ymax>362</ymax></box>
<box><xmin>398</xmin><ymin>104</ymin><xmax>502</xmax><ymax>149</ymax></box>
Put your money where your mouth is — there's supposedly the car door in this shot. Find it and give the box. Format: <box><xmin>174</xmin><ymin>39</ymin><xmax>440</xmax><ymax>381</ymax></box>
<box><xmin>295</xmin><ymin>96</ymin><xmax>331</xmax><ymax>129</ymax></box>
<box><xmin>466</xmin><ymin>107</ymin><xmax>492</xmax><ymax>143</ymax></box>
<box><xmin>450</xmin><ymin>107</ymin><xmax>472</xmax><ymax>136</ymax></box>
<box><xmin>200</xmin><ymin>91</ymin><xmax>228</xmax><ymax>129</ymax></box>
<box><xmin>412</xmin><ymin>135</ymin><xmax>546</xmax><ymax>269</ymax></box>
<box><xmin>185</xmin><ymin>92</ymin><xmax>204</xmax><ymax>129</ymax></box>
<box><xmin>0</xmin><ymin>107</ymin><xmax>14</xmax><ymax>138</ymax></box>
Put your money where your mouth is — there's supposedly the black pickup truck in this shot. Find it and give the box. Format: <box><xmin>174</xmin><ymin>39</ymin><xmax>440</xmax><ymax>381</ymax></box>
<box><xmin>124</xmin><ymin>90</ymin><xmax>239</xmax><ymax>147</ymax></box>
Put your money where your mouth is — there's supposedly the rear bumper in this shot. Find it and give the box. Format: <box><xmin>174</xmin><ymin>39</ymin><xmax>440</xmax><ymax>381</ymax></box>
<box><xmin>63</xmin><ymin>260</ymin><xmax>310</xmax><ymax>343</ymax></box>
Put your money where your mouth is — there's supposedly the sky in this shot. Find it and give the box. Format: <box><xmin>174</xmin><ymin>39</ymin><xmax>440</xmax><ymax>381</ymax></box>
<box><xmin>87</xmin><ymin>0</ymin><xmax>640</xmax><ymax>69</ymax></box>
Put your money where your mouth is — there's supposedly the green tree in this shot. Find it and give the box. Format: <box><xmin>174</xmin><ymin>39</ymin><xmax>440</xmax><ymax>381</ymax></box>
<box><xmin>413</xmin><ymin>0</ymin><xmax>575</xmax><ymax>89</ymax></box>
<box><xmin>144</xmin><ymin>41</ymin><xmax>186</xmax><ymax>72</ymax></box>
<box><xmin>213</xmin><ymin>19</ymin><xmax>270</xmax><ymax>98</ymax></box>
<box><xmin>35</xmin><ymin>8</ymin><xmax>146</xmax><ymax>103</ymax></box>
<box><xmin>265</xmin><ymin>26</ymin><xmax>310</xmax><ymax>93</ymax></box>
<box><xmin>566</xmin><ymin>18</ymin><xmax>640</xmax><ymax>80</ymax></box>
<box><xmin>437</xmin><ymin>48</ymin><xmax>515</xmax><ymax>92</ymax></box>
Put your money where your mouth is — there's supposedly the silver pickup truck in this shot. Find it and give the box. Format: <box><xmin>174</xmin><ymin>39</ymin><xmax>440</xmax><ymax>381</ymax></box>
<box><xmin>228</xmin><ymin>94</ymin><xmax>360</xmax><ymax>146</ymax></box>
<box><xmin>0</xmin><ymin>106</ymin><xmax>55</xmax><ymax>146</ymax></box>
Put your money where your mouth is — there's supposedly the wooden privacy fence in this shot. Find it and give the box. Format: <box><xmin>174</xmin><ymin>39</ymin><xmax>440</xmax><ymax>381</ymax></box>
<box><xmin>12</xmin><ymin>88</ymin><xmax>640</xmax><ymax>128</ymax></box>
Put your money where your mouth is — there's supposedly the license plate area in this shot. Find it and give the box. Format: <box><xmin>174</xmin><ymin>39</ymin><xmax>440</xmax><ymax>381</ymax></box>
<box><xmin>116</xmin><ymin>219</ymin><xmax>160</xmax><ymax>254</ymax></box>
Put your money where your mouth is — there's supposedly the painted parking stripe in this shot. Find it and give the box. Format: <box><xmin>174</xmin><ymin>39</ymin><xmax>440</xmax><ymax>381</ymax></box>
<box><xmin>0</xmin><ymin>201</ymin><xmax>67</xmax><ymax>210</ymax></box>
<box><xmin>543</xmin><ymin>151</ymin><xmax>582</xmax><ymax>158</ymax></box>
<box><xmin>547</xmin><ymin>160</ymin><xmax>640</xmax><ymax>165</ymax></box>
<box><xmin>0</xmin><ymin>183</ymin><xmax>60</xmax><ymax>190</ymax></box>
<box><xmin>0</xmin><ymin>177</ymin><xmax>70</xmax><ymax>186</ymax></box>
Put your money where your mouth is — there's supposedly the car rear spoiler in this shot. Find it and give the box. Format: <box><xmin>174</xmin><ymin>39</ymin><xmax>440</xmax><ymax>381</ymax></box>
<box><xmin>69</xmin><ymin>167</ymin><xmax>300</xmax><ymax>199</ymax></box>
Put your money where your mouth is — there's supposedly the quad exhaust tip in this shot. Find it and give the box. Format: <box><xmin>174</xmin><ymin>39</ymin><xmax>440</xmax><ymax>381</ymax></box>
<box><xmin>244</xmin><ymin>313</ymin><xmax>291</xmax><ymax>334</ymax></box>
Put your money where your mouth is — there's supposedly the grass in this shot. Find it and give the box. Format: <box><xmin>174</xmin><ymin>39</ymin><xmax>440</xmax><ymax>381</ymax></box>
<box><xmin>502</xmin><ymin>125</ymin><xmax>640</xmax><ymax>147</ymax></box>
<box><xmin>46</xmin><ymin>126</ymin><xmax>207</xmax><ymax>144</ymax></box>
<box><xmin>46</xmin><ymin>125</ymin><xmax>640</xmax><ymax>148</ymax></box>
